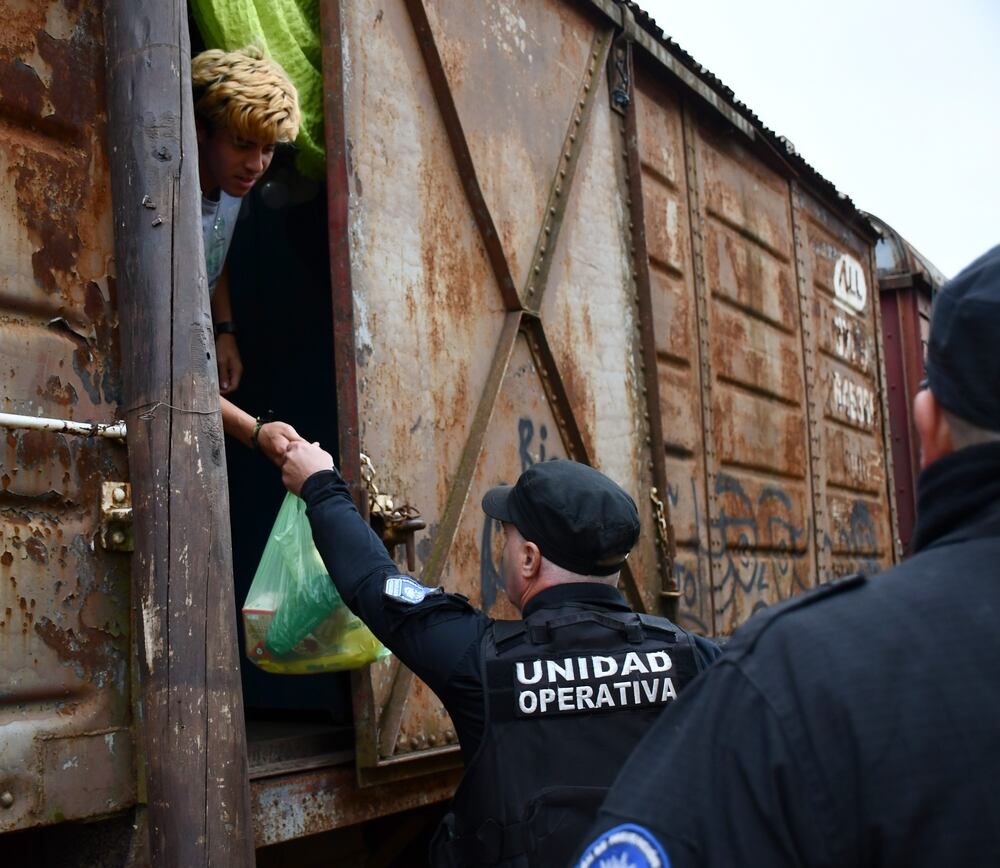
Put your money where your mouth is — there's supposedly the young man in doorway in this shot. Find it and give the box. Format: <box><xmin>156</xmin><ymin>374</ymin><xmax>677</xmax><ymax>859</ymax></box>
<box><xmin>192</xmin><ymin>45</ymin><xmax>303</xmax><ymax>463</ymax></box>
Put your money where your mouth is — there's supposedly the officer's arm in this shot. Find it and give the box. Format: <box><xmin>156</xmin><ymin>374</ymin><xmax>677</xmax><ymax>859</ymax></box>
<box><xmin>574</xmin><ymin>659</ymin><xmax>842</xmax><ymax>868</ymax></box>
<box><xmin>300</xmin><ymin>469</ymin><xmax>488</xmax><ymax>692</ymax></box>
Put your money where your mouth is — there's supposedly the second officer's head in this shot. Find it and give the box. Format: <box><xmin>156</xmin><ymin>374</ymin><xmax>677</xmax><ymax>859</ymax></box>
<box><xmin>916</xmin><ymin>243</ymin><xmax>1000</xmax><ymax>468</ymax></box>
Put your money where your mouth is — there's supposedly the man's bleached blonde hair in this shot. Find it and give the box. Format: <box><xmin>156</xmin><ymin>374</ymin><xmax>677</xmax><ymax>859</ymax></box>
<box><xmin>192</xmin><ymin>46</ymin><xmax>300</xmax><ymax>145</ymax></box>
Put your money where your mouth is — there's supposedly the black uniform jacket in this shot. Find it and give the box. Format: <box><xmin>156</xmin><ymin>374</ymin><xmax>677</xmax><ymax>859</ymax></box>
<box><xmin>300</xmin><ymin>469</ymin><xmax>720</xmax><ymax>761</ymax></box>
<box><xmin>574</xmin><ymin>441</ymin><xmax>1000</xmax><ymax>868</ymax></box>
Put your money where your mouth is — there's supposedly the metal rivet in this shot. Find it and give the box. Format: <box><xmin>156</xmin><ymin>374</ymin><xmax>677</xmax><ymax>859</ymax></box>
<box><xmin>409</xmin><ymin>737</ymin><xmax>420</xmax><ymax>750</ymax></box>
<box><xmin>528</xmin><ymin>286</ymin><xmax>535</xmax><ymax>295</ymax></box>
<box><xmin>0</xmin><ymin>792</ymin><xmax>13</xmax><ymax>809</ymax></box>
<box><xmin>584</xmin><ymin>84</ymin><xmax>590</xmax><ymax>93</ymax></box>
<box><xmin>111</xmin><ymin>530</ymin><xmax>126</xmax><ymax>546</ymax></box>
<box><xmin>559</xmin><ymin>169</ymin><xmax>566</xmax><ymax>179</ymax></box>
<box><xmin>428</xmin><ymin>734</ymin><xmax>438</xmax><ymax>747</ymax></box>
<box><xmin>534</xmin><ymin>266</ymin><xmax>541</xmax><ymax>275</ymax></box>
<box><xmin>554</xmin><ymin>186</ymin><xmax>562</xmax><ymax>197</ymax></box>
<box><xmin>112</xmin><ymin>487</ymin><xmax>126</xmax><ymax>504</ymax></box>
<box><xmin>446</xmin><ymin>729</ymin><xmax>455</xmax><ymax>743</ymax></box>
<box><xmin>579</xmin><ymin>100</ymin><xmax>585</xmax><ymax>109</ymax></box>
<box><xmin>549</xmin><ymin>207</ymin><xmax>556</xmax><ymax>216</ymax></box>
<box><xmin>574</xmin><ymin>115</ymin><xmax>582</xmax><ymax>126</ymax></box>
<box><xmin>544</xmin><ymin>225</ymin><xmax>551</xmax><ymax>235</ymax></box>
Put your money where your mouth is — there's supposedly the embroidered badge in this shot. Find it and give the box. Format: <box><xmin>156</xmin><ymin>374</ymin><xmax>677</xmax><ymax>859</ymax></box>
<box><xmin>383</xmin><ymin>575</ymin><xmax>440</xmax><ymax>605</ymax></box>
<box><xmin>575</xmin><ymin>824</ymin><xmax>670</xmax><ymax>868</ymax></box>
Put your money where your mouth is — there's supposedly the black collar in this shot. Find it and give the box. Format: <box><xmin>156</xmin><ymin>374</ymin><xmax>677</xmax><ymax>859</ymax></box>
<box><xmin>522</xmin><ymin>582</ymin><xmax>630</xmax><ymax>618</ymax></box>
<box><xmin>913</xmin><ymin>441</ymin><xmax>1000</xmax><ymax>552</ymax></box>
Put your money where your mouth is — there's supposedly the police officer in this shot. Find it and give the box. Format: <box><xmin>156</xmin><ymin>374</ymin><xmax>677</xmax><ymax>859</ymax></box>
<box><xmin>573</xmin><ymin>243</ymin><xmax>1000</xmax><ymax>868</ymax></box>
<box><xmin>280</xmin><ymin>451</ymin><xmax>720</xmax><ymax>867</ymax></box>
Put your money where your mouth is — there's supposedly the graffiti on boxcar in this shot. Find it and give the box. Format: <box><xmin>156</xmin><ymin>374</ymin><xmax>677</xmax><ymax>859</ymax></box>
<box><xmin>668</xmin><ymin>477</ymin><xmax>711</xmax><ymax>633</ymax></box>
<box><xmin>480</xmin><ymin>417</ymin><xmax>562</xmax><ymax>610</ymax></box>
<box><xmin>820</xmin><ymin>498</ymin><xmax>880</xmax><ymax>579</ymax></box>
<box><xmin>711</xmin><ymin>473</ymin><xmax>812</xmax><ymax>620</ymax></box>
<box><xmin>669</xmin><ymin>472</ymin><xmax>848</xmax><ymax>634</ymax></box>
<box><xmin>517</xmin><ymin>417</ymin><xmax>553</xmax><ymax>471</ymax></box>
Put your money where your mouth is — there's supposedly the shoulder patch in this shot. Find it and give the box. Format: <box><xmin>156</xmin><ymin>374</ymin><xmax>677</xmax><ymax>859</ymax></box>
<box><xmin>383</xmin><ymin>575</ymin><xmax>442</xmax><ymax>605</ymax></box>
<box><xmin>576</xmin><ymin>824</ymin><xmax>671</xmax><ymax>868</ymax></box>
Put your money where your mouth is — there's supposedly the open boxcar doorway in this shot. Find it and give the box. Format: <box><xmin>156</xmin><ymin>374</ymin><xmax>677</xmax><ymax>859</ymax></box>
<box><xmin>222</xmin><ymin>150</ymin><xmax>357</xmax><ymax>760</ymax></box>
<box><xmin>185</xmin><ymin>11</ymin><xmax>355</xmax><ymax>768</ymax></box>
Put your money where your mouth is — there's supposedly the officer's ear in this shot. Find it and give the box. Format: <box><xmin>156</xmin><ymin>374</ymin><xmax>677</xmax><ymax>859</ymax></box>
<box><xmin>914</xmin><ymin>388</ymin><xmax>955</xmax><ymax>469</ymax></box>
<box><xmin>519</xmin><ymin>539</ymin><xmax>543</xmax><ymax>582</ymax></box>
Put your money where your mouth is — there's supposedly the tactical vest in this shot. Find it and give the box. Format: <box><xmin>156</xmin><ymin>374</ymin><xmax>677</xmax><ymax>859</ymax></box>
<box><xmin>430</xmin><ymin>601</ymin><xmax>703</xmax><ymax>867</ymax></box>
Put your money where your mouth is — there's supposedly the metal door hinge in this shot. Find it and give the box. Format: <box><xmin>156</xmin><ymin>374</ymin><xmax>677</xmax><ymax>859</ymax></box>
<box><xmin>100</xmin><ymin>482</ymin><xmax>133</xmax><ymax>551</ymax></box>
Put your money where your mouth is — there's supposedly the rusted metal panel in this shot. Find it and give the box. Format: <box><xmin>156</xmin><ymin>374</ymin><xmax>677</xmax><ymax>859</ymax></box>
<box><xmin>795</xmin><ymin>192</ymin><xmax>896</xmax><ymax>577</ymax></box>
<box><xmin>631</xmin><ymin>75</ymin><xmax>714</xmax><ymax>635</ymax></box>
<box><xmin>0</xmin><ymin>0</ymin><xmax>134</xmax><ymax>832</ymax></box>
<box><xmin>635</xmin><ymin>66</ymin><xmax>890</xmax><ymax>634</ymax></box>
<box><xmin>421</xmin><ymin>0</ymin><xmax>602</xmax><ymax>300</ymax></box>
<box><xmin>880</xmin><ymin>285</ymin><xmax>932</xmax><ymax>552</ymax></box>
<box><xmin>333</xmin><ymin>0</ymin><xmax>664</xmax><ymax>780</ymax></box>
<box><xmin>617</xmin><ymin>33</ymin><xmax>679</xmax><ymax>613</ymax></box>
<box><xmin>688</xmin><ymin>107</ymin><xmax>816</xmax><ymax>633</ymax></box>
<box><xmin>252</xmin><ymin>762</ymin><xmax>461</xmax><ymax>848</ymax></box>
<box><xmin>537</xmin><ymin>43</ymin><xmax>665</xmax><ymax>614</ymax></box>
<box><xmin>870</xmin><ymin>216</ymin><xmax>940</xmax><ymax>555</ymax></box>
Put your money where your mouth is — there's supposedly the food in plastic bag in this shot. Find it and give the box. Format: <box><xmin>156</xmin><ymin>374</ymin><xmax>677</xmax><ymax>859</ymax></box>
<box><xmin>242</xmin><ymin>492</ymin><xmax>390</xmax><ymax>674</ymax></box>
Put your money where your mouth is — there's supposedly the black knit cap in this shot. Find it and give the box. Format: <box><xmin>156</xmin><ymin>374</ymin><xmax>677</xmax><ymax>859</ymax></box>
<box><xmin>481</xmin><ymin>459</ymin><xmax>640</xmax><ymax>577</ymax></box>
<box><xmin>926</xmin><ymin>243</ymin><xmax>1000</xmax><ymax>431</ymax></box>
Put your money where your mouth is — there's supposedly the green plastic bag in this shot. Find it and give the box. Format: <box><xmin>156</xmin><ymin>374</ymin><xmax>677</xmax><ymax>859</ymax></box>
<box><xmin>242</xmin><ymin>492</ymin><xmax>389</xmax><ymax>674</ymax></box>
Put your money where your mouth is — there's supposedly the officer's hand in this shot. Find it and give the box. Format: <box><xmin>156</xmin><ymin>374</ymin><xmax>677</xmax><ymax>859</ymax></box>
<box><xmin>282</xmin><ymin>441</ymin><xmax>335</xmax><ymax>496</ymax></box>
<box><xmin>216</xmin><ymin>333</ymin><xmax>244</xmax><ymax>395</ymax></box>
<box><xmin>257</xmin><ymin>421</ymin><xmax>304</xmax><ymax>468</ymax></box>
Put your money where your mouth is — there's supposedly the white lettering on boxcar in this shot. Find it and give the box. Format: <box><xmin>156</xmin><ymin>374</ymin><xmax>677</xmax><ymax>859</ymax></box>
<box><xmin>833</xmin><ymin>253</ymin><xmax>868</xmax><ymax>314</ymax></box>
<box><xmin>833</xmin><ymin>370</ymin><xmax>875</xmax><ymax>428</ymax></box>
<box><xmin>833</xmin><ymin>313</ymin><xmax>871</xmax><ymax>370</ymax></box>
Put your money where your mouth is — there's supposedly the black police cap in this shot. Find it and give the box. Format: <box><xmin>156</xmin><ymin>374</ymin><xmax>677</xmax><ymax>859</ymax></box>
<box><xmin>481</xmin><ymin>459</ymin><xmax>640</xmax><ymax>577</ymax></box>
<box><xmin>926</xmin><ymin>243</ymin><xmax>1000</xmax><ymax>431</ymax></box>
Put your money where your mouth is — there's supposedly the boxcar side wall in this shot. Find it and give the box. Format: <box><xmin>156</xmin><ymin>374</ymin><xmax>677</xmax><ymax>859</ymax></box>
<box><xmin>629</xmin><ymin>51</ymin><xmax>895</xmax><ymax>636</ymax></box>
<box><xmin>0</xmin><ymin>0</ymin><xmax>135</xmax><ymax>834</ymax></box>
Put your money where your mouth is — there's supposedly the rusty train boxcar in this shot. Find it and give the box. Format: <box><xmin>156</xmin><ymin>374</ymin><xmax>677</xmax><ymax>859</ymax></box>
<box><xmin>0</xmin><ymin>0</ymin><xmax>903</xmax><ymax>862</ymax></box>
<box><xmin>868</xmin><ymin>213</ymin><xmax>945</xmax><ymax>554</ymax></box>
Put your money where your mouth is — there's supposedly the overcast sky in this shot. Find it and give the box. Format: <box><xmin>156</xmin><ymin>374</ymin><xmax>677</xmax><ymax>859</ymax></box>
<box><xmin>637</xmin><ymin>0</ymin><xmax>998</xmax><ymax>278</ymax></box>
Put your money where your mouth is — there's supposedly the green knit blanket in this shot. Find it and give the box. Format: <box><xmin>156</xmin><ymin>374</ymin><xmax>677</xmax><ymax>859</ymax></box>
<box><xmin>191</xmin><ymin>0</ymin><xmax>325</xmax><ymax>179</ymax></box>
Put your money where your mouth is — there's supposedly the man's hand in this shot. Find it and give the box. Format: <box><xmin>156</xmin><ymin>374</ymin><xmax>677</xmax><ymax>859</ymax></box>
<box><xmin>257</xmin><ymin>421</ymin><xmax>304</xmax><ymax>467</ymax></box>
<box><xmin>282</xmin><ymin>441</ymin><xmax>335</xmax><ymax>496</ymax></box>
<box><xmin>216</xmin><ymin>333</ymin><xmax>244</xmax><ymax>394</ymax></box>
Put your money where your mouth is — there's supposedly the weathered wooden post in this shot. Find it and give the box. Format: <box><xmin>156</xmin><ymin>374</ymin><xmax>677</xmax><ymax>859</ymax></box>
<box><xmin>102</xmin><ymin>3</ymin><xmax>255</xmax><ymax>864</ymax></box>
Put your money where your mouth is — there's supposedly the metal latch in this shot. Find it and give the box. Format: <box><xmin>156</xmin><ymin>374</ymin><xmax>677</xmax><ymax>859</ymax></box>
<box><xmin>360</xmin><ymin>453</ymin><xmax>425</xmax><ymax>571</ymax></box>
<box><xmin>100</xmin><ymin>482</ymin><xmax>134</xmax><ymax>552</ymax></box>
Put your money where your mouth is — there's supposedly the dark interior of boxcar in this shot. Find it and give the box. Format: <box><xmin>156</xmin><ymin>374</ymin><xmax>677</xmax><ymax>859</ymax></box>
<box><xmin>224</xmin><ymin>154</ymin><xmax>354</xmax><ymax>731</ymax></box>
<box><xmin>188</xmin><ymin>17</ymin><xmax>356</xmax><ymax>764</ymax></box>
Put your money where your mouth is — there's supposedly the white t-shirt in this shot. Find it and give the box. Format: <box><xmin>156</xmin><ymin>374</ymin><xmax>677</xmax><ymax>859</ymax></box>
<box><xmin>201</xmin><ymin>191</ymin><xmax>243</xmax><ymax>295</ymax></box>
